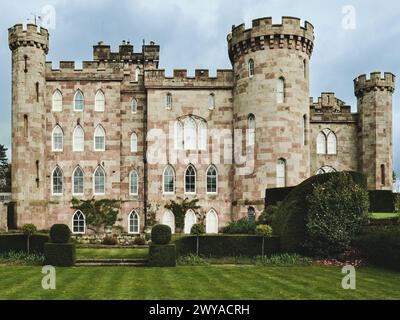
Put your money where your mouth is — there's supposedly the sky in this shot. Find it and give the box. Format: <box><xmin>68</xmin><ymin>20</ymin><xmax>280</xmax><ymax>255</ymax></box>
<box><xmin>0</xmin><ymin>0</ymin><xmax>399</xmax><ymax>183</ymax></box>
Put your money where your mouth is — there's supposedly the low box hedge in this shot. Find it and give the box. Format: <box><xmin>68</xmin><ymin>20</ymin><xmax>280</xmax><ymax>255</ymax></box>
<box><xmin>369</xmin><ymin>190</ymin><xmax>395</xmax><ymax>213</ymax></box>
<box><xmin>44</xmin><ymin>243</ymin><xmax>76</xmax><ymax>267</ymax></box>
<box><xmin>265</xmin><ymin>187</ymin><xmax>295</xmax><ymax>207</ymax></box>
<box><xmin>0</xmin><ymin>234</ymin><xmax>49</xmax><ymax>254</ymax></box>
<box><xmin>175</xmin><ymin>235</ymin><xmax>280</xmax><ymax>258</ymax></box>
<box><xmin>148</xmin><ymin>244</ymin><xmax>176</xmax><ymax>267</ymax></box>
<box><xmin>354</xmin><ymin>227</ymin><xmax>400</xmax><ymax>271</ymax></box>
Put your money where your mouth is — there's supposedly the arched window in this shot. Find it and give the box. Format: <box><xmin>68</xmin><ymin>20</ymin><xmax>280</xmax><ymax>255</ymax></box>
<box><xmin>94</xmin><ymin>125</ymin><xmax>106</xmax><ymax>151</ymax></box>
<box><xmin>73</xmin><ymin>125</ymin><xmax>84</xmax><ymax>152</ymax></box>
<box><xmin>72</xmin><ymin>211</ymin><xmax>85</xmax><ymax>234</ymax></box>
<box><xmin>52</xmin><ymin>90</ymin><xmax>63</xmax><ymax>112</ymax></box>
<box><xmin>247</xmin><ymin>114</ymin><xmax>256</xmax><ymax>146</ymax></box>
<box><xmin>130</xmin><ymin>170</ymin><xmax>139</xmax><ymax>195</ymax></box>
<box><xmin>198</xmin><ymin>121</ymin><xmax>208</xmax><ymax>151</ymax></box>
<box><xmin>303</xmin><ymin>115</ymin><xmax>307</xmax><ymax>146</ymax></box>
<box><xmin>165</xmin><ymin>93</ymin><xmax>173</xmax><ymax>110</ymax></box>
<box><xmin>128</xmin><ymin>211</ymin><xmax>140</xmax><ymax>234</ymax></box>
<box><xmin>208</xmin><ymin>93</ymin><xmax>215</xmax><ymax>110</ymax></box>
<box><xmin>52</xmin><ymin>166</ymin><xmax>63</xmax><ymax>195</ymax></box>
<box><xmin>303</xmin><ymin>59</ymin><xmax>307</xmax><ymax>79</ymax></box>
<box><xmin>381</xmin><ymin>164</ymin><xmax>386</xmax><ymax>185</ymax></box>
<box><xmin>317</xmin><ymin>129</ymin><xmax>337</xmax><ymax>155</ymax></box>
<box><xmin>73</xmin><ymin>166</ymin><xmax>84</xmax><ymax>195</ymax></box>
<box><xmin>316</xmin><ymin>166</ymin><xmax>337</xmax><ymax>175</ymax></box>
<box><xmin>135</xmin><ymin>67</ymin><xmax>141</xmax><ymax>82</ymax></box>
<box><xmin>185</xmin><ymin>165</ymin><xmax>196</xmax><ymax>194</ymax></box>
<box><xmin>327</xmin><ymin>131</ymin><xmax>337</xmax><ymax>155</ymax></box>
<box><xmin>131</xmin><ymin>98</ymin><xmax>138</xmax><ymax>113</ymax></box>
<box><xmin>131</xmin><ymin>132</ymin><xmax>138</xmax><ymax>153</ymax></box>
<box><xmin>162</xmin><ymin>211</ymin><xmax>175</xmax><ymax>234</ymax></box>
<box><xmin>277</xmin><ymin>77</ymin><xmax>285</xmax><ymax>103</ymax></box>
<box><xmin>317</xmin><ymin>132</ymin><xmax>326</xmax><ymax>154</ymax></box>
<box><xmin>248</xmin><ymin>207</ymin><xmax>256</xmax><ymax>221</ymax></box>
<box><xmin>276</xmin><ymin>158</ymin><xmax>286</xmax><ymax>188</ymax></box>
<box><xmin>52</xmin><ymin>125</ymin><xmax>63</xmax><ymax>152</ymax></box>
<box><xmin>94</xmin><ymin>90</ymin><xmax>105</xmax><ymax>112</ymax></box>
<box><xmin>206</xmin><ymin>165</ymin><xmax>218</xmax><ymax>194</ymax></box>
<box><xmin>206</xmin><ymin>209</ymin><xmax>218</xmax><ymax>234</ymax></box>
<box><xmin>74</xmin><ymin>90</ymin><xmax>84</xmax><ymax>111</ymax></box>
<box><xmin>184</xmin><ymin>210</ymin><xmax>197</xmax><ymax>234</ymax></box>
<box><xmin>248</xmin><ymin>59</ymin><xmax>255</xmax><ymax>77</ymax></box>
<box><xmin>184</xmin><ymin>118</ymin><xmax>197</xmax><ymax>150</ymax></box>
<box><xmin>163</xmin><ymin>165</ymin><xmax>175</xmax><ymax>194</ymax></box>
<box><xmin>94</xmin><ymin>166</ymin><xmax>106</xmax><ymax>195</ymax></box>
<box><xmin>174</xmin><ymin>121</ymin><xmax>184</xmax><ymax>150</ymax></box>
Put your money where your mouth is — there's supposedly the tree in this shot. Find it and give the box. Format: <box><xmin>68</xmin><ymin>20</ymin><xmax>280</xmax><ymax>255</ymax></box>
<box><xmin>22</xmin><ymin>224</ymin><xmax>37</xmax><ymax>255</ymax></box>
<box><xmin>190</xmin><ymin>224</ymin><xmax>205</xmax><ymax>256</ymax></box>
<box><xmin>71</xmin><ymin>198</ymin><xmax>121</xmax><ymax>234</ymax></box>
<box><xmin>255</xmin><ymin>225</ymin><xmax>273</xmax><ymax>258</ymax></box>
<box><xmin>0</xmin><ymin>145</ymin><xmax>10</xmax><ymax>192</ymax></box>
<box><xmin>164</xmin><ymin>197</ymin><xmax>200</xmax><ymax>232</ymax></box>
<box><xmin>146</xmin><ymin>203</ymin><xmax>160</xmax><ymax>228</ymax></box>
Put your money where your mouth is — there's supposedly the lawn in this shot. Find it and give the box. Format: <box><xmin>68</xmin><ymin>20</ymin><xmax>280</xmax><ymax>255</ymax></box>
<box><xmin>370</xmin><ymin>213</ymin><xmax>399</xmax><ymax>219</ymax></box>
<box><xmin>0</xmin><ymin>265</ymin><xmax>399</xmax><ymax>300</ymax></box>
<box><xmin>76</xmin><ymin>248</ymin><xmax>148</xmax><ymax>260</ymax></box>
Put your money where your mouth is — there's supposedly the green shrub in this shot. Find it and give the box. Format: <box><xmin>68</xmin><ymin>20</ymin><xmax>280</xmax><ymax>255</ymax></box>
<box><xmin>394</xmin><ymin>193</ymin><xmax>400</xmax><ymax>213</ymax></box>
<box><xmin>222</xmin><ymin>218</ymin><xmax>256</xmax><ymax>234</ymax></box>
<box><xmin>49</xmin><ymin>224</ymin><xmax>71</xmax><ymax>244</ymax></box>
<box><xmin>148</xmin><ymin>244</ymin><xmax>176</xmax><ymax>267</ymax></box>
<box><xmin>133</xmin><ymin>236</ymin><xmax>146</xmax><ymax>246</ymax></box>
<box><xmin>190</xmin><ymin>224</ymin><xmax>205</xmax><ymax>236</ymax></box>
<box><xmin>255</xmin><ymin>225</ymin><xmax>273</xmax><ymax>238</ymax></box>
<box><xmin>304</xmin><ymin>173</ymin><xmax>369</xmax><ymax>256</ymax></box>
<box><xmin>255</xmin><ymin>253</ymin><xmax>312</xmax><ymax>266</ymax></box>
<box><xmin>0</xmin><ymin>234</ymin><xmax>49</xmax><ymax>254</ymax></box>
<box><xmin>151</xmin><ymin>224</ymin><xmax>172</xmax><ymax>245</ymax></box>
<box><xmin>175</xmin><ymin>235</ymin><xmax>280</xmax><ymax>258</ymax></box>
<box><xmin>102</xmin><ymin>236</ymin><xmax>118</xmax><ymax>245</ymax></box>
<box><xmin>354</xmin><ymin>226</ymin><xmax>400</xmax><ymax>270</ymax></box>
<box><xmin>369</xmin><ymin>190</ymin><xmax>395</xmax><ymax>213</ymax></box>
<box><xmin>258</xmin><ymin>205</ymin><xmax>279</xmax><ymax>225</ymax></box>
<box><xmin>177</xmin><ymin>254</ymin><xmax>209</xmax><ymax>266</ymax></box>
<box><xmin>0</xmin><ymin>250</ymin><xmax>45</xmax><ymax>266</ymax></box>
<box><xmin>265</xmin><ymin>187</ymin><xmax>295</xmax><ymax>206</ymax></box>
<box><xmin>272</xmin><ymin>171</ymin><xmax>368</xmax><ymax>255</ymax></box>
<box><xmin>22</xmin><ymin>224</ymin><xmax>37</xmax><ymax>236</ymax></box>
<box><xmin>44</xmin><ymin>243</ymin><xmax>76</xmax><ymax>267</ymax></box>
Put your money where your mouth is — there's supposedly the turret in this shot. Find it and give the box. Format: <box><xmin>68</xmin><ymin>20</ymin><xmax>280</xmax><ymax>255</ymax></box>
<box><xmin>228</xmin><ymin>17</ymin><xmax>314</xmax><ymax>218</ymax></box>
<box><xmin>354</xmin><ymin>72</ymin><xmax>395</xmax><ymax>190</ymax></box>
<box><xmin>8</xmin><ymin>24</ymin><xmax>49</xmax><ymax>226</ymax></box>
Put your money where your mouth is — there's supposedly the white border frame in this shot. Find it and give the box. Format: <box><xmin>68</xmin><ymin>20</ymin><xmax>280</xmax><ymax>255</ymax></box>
<box><xmin>93</xmin><ymin>124</ymin><xmax>106</xmax><ymax>152</ymax></box>
<box><xmin>129</xmin><ymin>170</ymin><xmax>139</xmax><ymax>196</ymax></box>
<box><xmin>52</xmin><ymin>89</ymin><xmax>63</xmax><ymax>112</ymax></box>
<box><xmin>184</xmin><ymin>164</ymin><xmax>197</xmax><ymax>195</ymax></box>
<box><xmin>52</xmin><ymin>125</ymin><xmax>64</xmax><ymax>152</ymax></box>
<box><xmin>206</xmin><ymin>209</ymin><xmax>219</xmax><ymax>234</ymax></box>
<box><xmin>94</xmin><ymin>89</ymin><xmax>106</xmax><ymax>112</ymax></box>
<box><xmin>51</xmin><ymin>166</ymin><xmax>64</xmax><ymax>196</ymax></box>
<box><xmin>93</xmin><ymin>165</ymin><xmax>106</xmax><ymax>196</ymax></box>
<box><xmin>72</xmin><ymin>166</ymin><xmax>85</xmax><ymax>196</ymax></box>
<box><xmin>162</xmin><ymin>165</ymin><xmax>175</xmax><ymax>195</ymax></box>
<box><xmin>128</xmin><ymin>210</ymin><xmax>140</xmax><ymax>235</ymax></box>
<box><xmin>73</xmin><ymin>89</ymin><xmax>85</xmax><ymax>112</ymax></box>
<box><xmin>205</xmin><ymin>164</ymin><xmax>218</xmax><ymax>195</ymax></box>
<box><xmin>72</xmin><ymin>210</ymin><xmax>86</xmax><ymax>235</ymax></box>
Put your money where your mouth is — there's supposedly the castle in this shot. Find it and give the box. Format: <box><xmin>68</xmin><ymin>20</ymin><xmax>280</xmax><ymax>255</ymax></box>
<box><xmin>8</xmin><ymin>16</ymin><xmax>395</xmax><ymax>235</ymax></box>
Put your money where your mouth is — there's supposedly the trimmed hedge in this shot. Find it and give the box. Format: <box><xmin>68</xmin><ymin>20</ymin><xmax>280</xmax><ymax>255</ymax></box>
<box><xmin>175</xmin><ymin>235</ymin><xmax>280</xmax><ymax>258</ymax></box>
<box><xmin>354</xmin><ymin>227</ymin><xmax>400</xmax><ymax>270</ymax></box>
<box><xmin>49</xmin><ymin>224</ymin><xmax>71</xmax><ymax>243</ymax></box>
<box><xmin>151</xmin><ymin>224</ymin><xmax>172</xmax><ymax>245</ymax></box>
<box><xmin>272</xmin><ymin>171</ymin><xmax>367</xmax><ymax>254</ymax></box>
<box><xmin>369</xmin><ymin>190</ymin><xmax>395</xmax><ymax>213</ymax></box>
<box><xmin>368</xmin><ymin>217</ymin><xmax>400</xmax><ymax>227</ymax></box>
<box><xmin>148</xmin><ymin>244</ymin><xmax>176</xmax><ymax>267</ymax></box>
<box><xmin>44</xmin><ymin>243</ymin><xmax>76</xmax><ymax>267</ymax></box>
<box><xmin>0</xmin><ymin>234</ymin><xmax>49</xmax><ymax>254</ymax></box>
<box><xmin>265</xmin><ymin>187</ymin><xmax>295</xmax><ymax>207</ymax></box>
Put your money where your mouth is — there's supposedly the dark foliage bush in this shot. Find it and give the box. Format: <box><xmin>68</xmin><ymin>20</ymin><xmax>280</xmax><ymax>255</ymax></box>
<box><xmin>0</xmin><ymin>234</ymin><xmax>49</xmax><ymax>254</ymax></box>
<box><xmin>368</xmin><ymin>217</ymin><xmax>400</xmax><ymax>227</ymax></box>
<box><xmin>175</xmin><ymin>235</ymin><xmax>280</xmax><ymax>258</ymax></box>
<box><xmin>190</xmin><ymin>224</ymin><xmax>205</xmax><ymax>235</ymax></box>
<box><xmin>258</xmin><ymin>205</ymin><xmax>279</xmax><ymax>226</ymax></box>
<box><xmin>222</xmin><ymin>218</ymin><xmax>256</xmax><ymax>235</ymax></box>
<box><xmin>133</xmin><ymin>236</ymin><xmax>146</xmax><ymax>246</ymax></box>
<box><xmin>148</xmin><ymin>244</ymin><xmax>176</xmax><ymax>267</ymax></box>
<box><xmin>369</xmin><ymin>190</ymin><xmax>395</xmax><ymax>213</ymax></box>
<box><xmin>44</xmin><ymin>243</ymin><xmax>76</xmax><ymax>267</ymax></box>
<box><xmin>49</xmin><ymin>224</ymin><xmax>71</xmax><ymax>244</ymax></box>
<box><xmin>354</xmin><ymin>227</ymin><xmax>400</xmax><ymax>270</ymax></box>
<box><xmin>265</xmin><ymin>187</ymin><xmax>295</xmax><ymax>206</ymax></box>
<box><xmin>151</xmin><ymin>224</ymin><xmax>172</xmax><ymax>245</ymax></box>
<box><xmin>102</xmin><ymin>236</ymin><xmax>118</xmax><ymax>246</ymax></box>
<box><xmin>272</xmin><ymin>171</ymin><xmax>368</xmax><ymax>254</ymax></box>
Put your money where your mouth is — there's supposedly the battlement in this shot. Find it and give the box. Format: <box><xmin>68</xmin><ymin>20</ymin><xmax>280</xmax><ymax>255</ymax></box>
<box><xmin>310</xmin><ymin>92</ymin><xmax>352</xmax><ymax>114</ymax></box>
<box><xmin>93</xmin><ymin>40</ymin><xmax>160</xmax><ymax>63</ymax></box>
<box><xmin>144</xmin><ymin>69</ymin><xmax>234</xmax><ymax>89</ymax></box>
<box><xmin>8</xmin><ymin>23</ymin><xmax>49</xmax><ymax>53</ymax></box>
<box><xmin>227</xmin><ymin>16</ymin><xmax>314</xmax><ymax>62</ymax></box>
<box><xmin>354</xmin><ymin>72</ymin><xmax>395</xmax><ymax>97</ymax></box>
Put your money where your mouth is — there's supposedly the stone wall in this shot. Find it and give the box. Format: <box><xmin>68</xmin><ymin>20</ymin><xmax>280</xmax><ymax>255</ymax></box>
<box><xmin>0</xmin><ymin>204</ymin><xmax>7</xmax><ymax>232</ymax></box>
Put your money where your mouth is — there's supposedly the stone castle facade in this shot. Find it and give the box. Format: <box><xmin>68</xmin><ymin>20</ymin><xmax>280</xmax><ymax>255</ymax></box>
<box><xmin>8</xmin><ymin>16</ymin><xmax>395</xmax><ymax>234</ymax></box>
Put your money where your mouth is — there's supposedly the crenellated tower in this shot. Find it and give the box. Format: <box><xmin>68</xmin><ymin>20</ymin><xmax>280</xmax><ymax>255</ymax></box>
<box><xmin>8</xmin><ymin>24</ymin><xmax>49</xmax><ymax>227</ymax></box>
<box><xmin>228</xmin><ymin>17</ymin><xmax>314</xmax><ymax>218</ymax></box>
<box><xmin>354</xmin><ymin>72</ymin><xmax>395</xmax><ymax>190</ymax></box>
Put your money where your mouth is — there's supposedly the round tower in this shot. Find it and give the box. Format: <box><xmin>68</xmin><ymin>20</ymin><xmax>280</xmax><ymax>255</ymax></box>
<box><xmin>354</xmin><ymin>72</ymin><xmax>395</xmax><ymax>190</ymax></box>
<box><xmin>8</xmin><ymin>24</ymin><xmax>49</xmax><ymax>227</ymax></box>
<box><xmin>227</xmin><ymin>17</ymin><xmax>314</xmax><ymax>218</ymax></box>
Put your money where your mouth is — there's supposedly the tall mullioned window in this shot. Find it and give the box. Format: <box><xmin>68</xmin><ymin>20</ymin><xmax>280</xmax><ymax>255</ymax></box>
<box><xmin>206</xmin><ymin>209</ymin><xmax>218</xmax><ymax>234</ymax></box>
<box><xmin>73</xmin><ymin>125</ymin><xmax>84</xmax><ymax>152</ymax></box>
<box><xmin>174</xmin><ymin>121</ymin><xmax>184</xmax><ymax>150</ymax></box>
<box><xmin>52</xmin><ymin>166</ymin><xmax>63</xmax><ymax>195</ymax></box>
<box><xmin>206</xmin><ymin>165</ymin><xmax>218</xmax><ymax>194</ymax></box>
<box><xmin>94</xmin><ymin>90</ymin><xmax>105</xmax><ymax>112</ymax></box>
<box><xmin>74</xmin><ymin>90</ymin><xmax>84</xmax><ymax>111</ymax></box>
<box><xmin>72</xmin><ymin>211</ymin><xmax>85</xmax><ymax>234</ymax></box>
<box><xmin>184</xmin><ymin>118</ymin><xmax>197</xmax><ymax>150</ymax></box>
<box><xmin>208</xmin><ymin>93</ymin><xmax>215</xmax><ymax>110</ymax></box>
<box><xmin>276</xmin><ymin>158</ymin><xmax>286</xmax><ymax>188</ymax></box>
<box><xmin>130</xmin><ymin>171</ymin><xmax>139</xmax><ymax>195</ymax></box>
<box><xmin>131</xmin><ymin>98</ymin><xmax>138</xmax><ymax>113</ymax></box>
<box><xmin>131</xmin><ymin>133</ymin><xmax>138</xmax><ymax>153</ymax></box>
<box><xmin>247</xmin><ymin>114</ymin><xmax>256</xmax><ymax>146</ymax></box>
<box><xmin>277</xmin><ymin>77</ymin><xmax>285</xmax><ymax>103</ymax></box>
<box><xmin>248</xmin><ymin>59</ymin><xmax>255</xmax><ymax>77</ymax></box>
<box><xmin>184</xmin><ymin>210</ymin><xmax>197</xmax><ymax>234</ymax></box>
<box><xmin>129</xmin><ymin>211</ymin><xmax>140</xmax><ymax>234</ymax></box>
<box><xmin>52</xmin><ymin>125</ymin><xmax>64</xmax><ymax>152</ymax></box>
<box><xmin>52</xmin><ymin>90</ymin><xmax>63</xmax><ymax>112</ymax></box>
<box><xmin>166</xmin><ymin>93</ymin><xmax>173</xmax><ymax>110</ymax></box>
<box><xmin>163</xmin><ymin>165</ymin><xmax>175</xmax><ymax>194</ymax></box>
<box><xmin>317</xmin><ymin>129</ymin><xmax>337</xmax><ymax>155</ymax></box>
<box><xmin>185</xmin><ymin>165</ymin><xmax>196</xmax><ymax>194</ymax></box>
<box><xmin>73</xmin><ymin>166</ymin><xmax>84</xmax><ymax>195</ymax></box>
<box><xmin>94</xmin><ymin>166</ymin><xmax>106</xmax><ymax>195</ymax></box>
<box><xmin>94</xmin><ymin>125</ymin><xmax>106</xmax><ymax>151</ymax></box>
<box><xmin>198</xmin><ymin>120</ymin><xmax>208</xmax><ymax>151</ymax></box>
